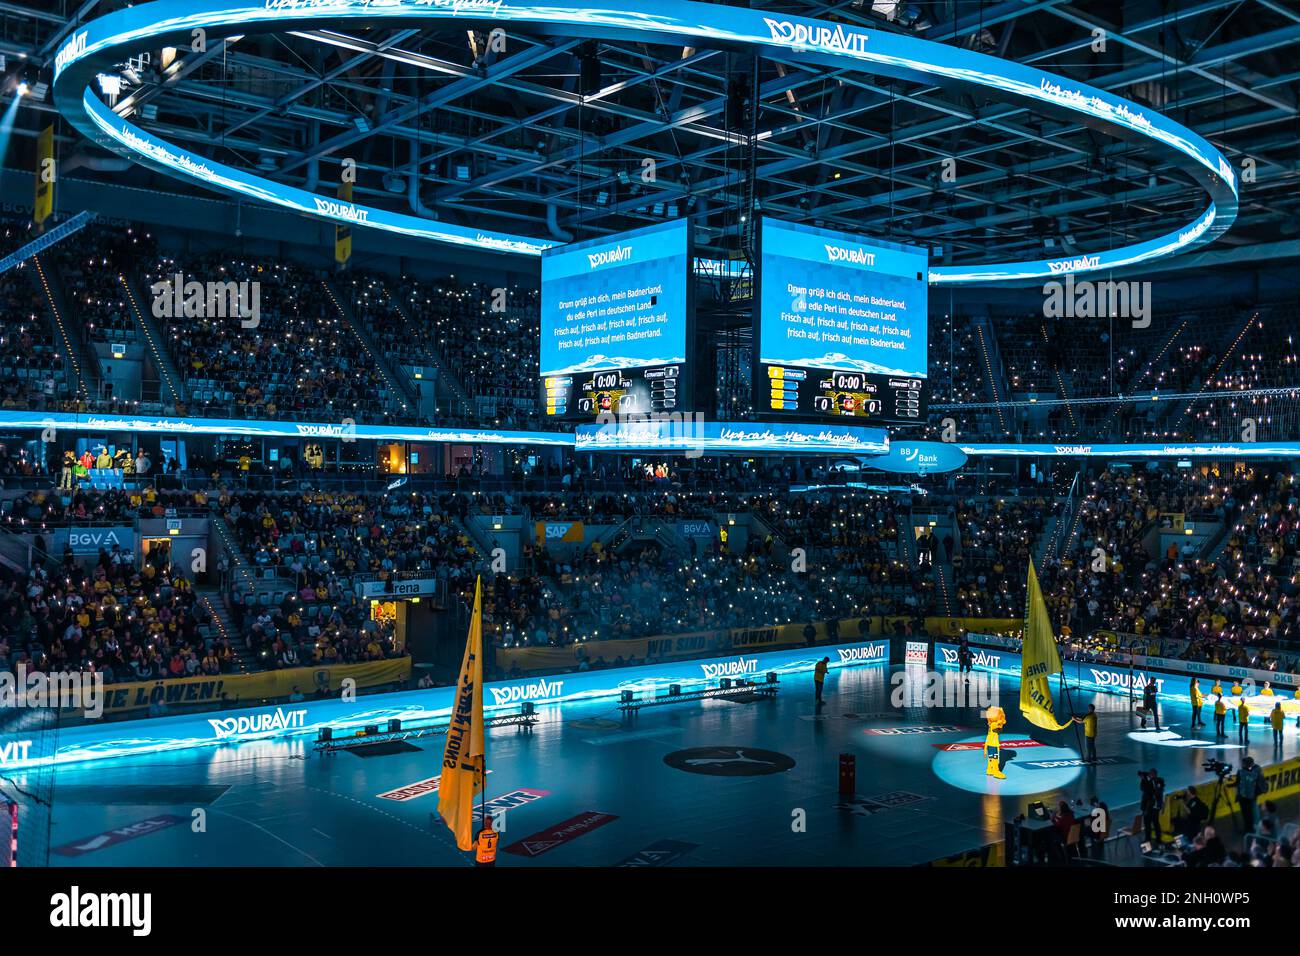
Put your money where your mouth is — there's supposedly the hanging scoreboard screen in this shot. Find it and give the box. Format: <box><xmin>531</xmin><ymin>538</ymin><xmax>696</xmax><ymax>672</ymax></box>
<box><xmin>756</xmin><ymin>218</ymin><xmax>929</xmax><ymax>425</ymax></box>
<box><xmin>540</xmin><ymin>219</ymin><xmax>692</xmax><ymax>420</ymax></box>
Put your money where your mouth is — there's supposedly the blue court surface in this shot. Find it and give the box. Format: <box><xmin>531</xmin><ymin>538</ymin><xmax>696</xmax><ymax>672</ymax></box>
<box><xmin>15</xmin><ymin>663</ymin><xmax>1292</xmax><ymax>867</ymax></box>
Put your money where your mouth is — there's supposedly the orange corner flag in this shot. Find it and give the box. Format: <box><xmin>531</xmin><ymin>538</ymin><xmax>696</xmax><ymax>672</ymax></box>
<box><xmin>437</xmin><ymin>576</ymin><xmax>486</xmax><ymax>851</ymax></box>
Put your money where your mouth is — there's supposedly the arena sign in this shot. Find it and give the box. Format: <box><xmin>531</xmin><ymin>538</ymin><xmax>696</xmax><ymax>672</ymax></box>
<box><xmin>0</xmin><ymin>640</ymin><xmax>888</xmax><ymax>770</ymax></box>
<box><xmin>52</xmin><ymin>0</ymin><xmax>1235</xmax><ymax>284</ymax></box>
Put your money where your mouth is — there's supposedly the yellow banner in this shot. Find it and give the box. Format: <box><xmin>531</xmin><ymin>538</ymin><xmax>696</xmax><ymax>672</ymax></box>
<box><xmin>439</xmin><ymin>576</ymin><xmax>486</xmax><ymax>851</ymax></box>
<box><xmin>34</xmin><ymin>124</ymin><xmax>55</xmax><ymax>226</ymax></box>
<box><xmin>1020</xmin><ymin>559</ymin><xmax>1071</xmax><ymax>731</ymax></box>
<box><xmin>95</xmin><ymin>658</ymin><xmax>411</xmax><ymax>715</ymax></box>
<box><xmin>334</xmin><ymin>181</ymin><xmax>352</xmax><ymax>264</ymax></box>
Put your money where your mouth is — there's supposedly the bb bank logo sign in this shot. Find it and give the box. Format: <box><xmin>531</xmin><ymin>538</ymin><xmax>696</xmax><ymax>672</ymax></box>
<box><xmin>207</xmin><ymin>707</ymin><xmax>307</xmax><ymax>740</ymax></box>
<box><xmin>490</xmin><ymin>678</ymin><xmax>564</xmax><ymax>706</ymax></box>
<box><xmin>869</xmin><ymin>441</ymin><xmax>967</xmax><ymax>475</ymax></box>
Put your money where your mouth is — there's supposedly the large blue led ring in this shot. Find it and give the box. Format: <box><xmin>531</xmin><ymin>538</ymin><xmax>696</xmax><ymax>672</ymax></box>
<box><xmin>52</xmin><ymin>0</ymin><xmax>1238</xmax><ymax>284</ymax></box>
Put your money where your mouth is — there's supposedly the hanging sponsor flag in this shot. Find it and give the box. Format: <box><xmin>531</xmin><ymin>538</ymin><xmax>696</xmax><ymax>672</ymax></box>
<box><xmin>34</xmin><ymin>124</ymin><xmax>55</xmax><ymax>226</ymax></box>
<box><xmin>334</xmin><ymin>181</ymin><xmax>352</xmax><ymax>264</ymax></box>
<box><xmin>437</xmin><ymin>576</ymin><xmax>486</xmax><ymax>851</ymax></box>
<box><xmin>1020</xmin><ymin>558</ymin><xmax>1072</xmax><ymax>731</ymax></box>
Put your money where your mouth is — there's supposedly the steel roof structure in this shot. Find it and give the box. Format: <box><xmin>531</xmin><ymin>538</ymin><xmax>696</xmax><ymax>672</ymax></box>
<box><xmin>4</xmin><ymin>0</ymin><xmax>1300</xmax><ymax>268</ymax></box>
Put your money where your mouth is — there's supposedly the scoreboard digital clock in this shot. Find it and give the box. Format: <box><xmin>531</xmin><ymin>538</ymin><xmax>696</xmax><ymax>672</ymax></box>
<box><xmin>764</xmin><ymin>366</ymin><xmax>926</xmax><ymax>421</ymax></box>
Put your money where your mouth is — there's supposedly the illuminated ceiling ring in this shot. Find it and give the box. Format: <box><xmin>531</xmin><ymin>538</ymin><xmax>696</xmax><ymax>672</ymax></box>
<box><xmin>52</xmin><ymin>0</ymin><xmax>1238</xmax><ymax>283</ymax></box>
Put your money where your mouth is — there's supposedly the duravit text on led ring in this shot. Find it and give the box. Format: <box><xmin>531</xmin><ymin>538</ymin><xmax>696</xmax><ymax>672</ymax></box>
<box><xmin>52</xmin><ymin>0</ymin><xmax>1238</xmax><ymax>283</ymax></box>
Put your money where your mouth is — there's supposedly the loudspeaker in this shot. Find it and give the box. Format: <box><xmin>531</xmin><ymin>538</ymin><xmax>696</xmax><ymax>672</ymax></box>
<box><xmin>364</xmin><ymin>724</ymin><xmax>379</xmax><ymax>736</ymax></box>
<box><xmin>388</xmin><ymin>719</ymin><xmax>402</xmax><ymax>733</ymax></box>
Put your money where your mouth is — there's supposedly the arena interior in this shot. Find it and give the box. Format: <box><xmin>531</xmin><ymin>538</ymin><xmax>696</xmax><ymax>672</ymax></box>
<box><xmin>0</xmin><ymin>0</ymin><xmax>1298</xmax><ymax>919</ymax></box>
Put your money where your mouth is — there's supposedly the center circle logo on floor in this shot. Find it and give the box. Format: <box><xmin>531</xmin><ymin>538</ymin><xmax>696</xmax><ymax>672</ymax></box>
<box><xmin>663</xmin><ymin>746</ymin><xmax>796</xmax><ymax>776</ymax></box>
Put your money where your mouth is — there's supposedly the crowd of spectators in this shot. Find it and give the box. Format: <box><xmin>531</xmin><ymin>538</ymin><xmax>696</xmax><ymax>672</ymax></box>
<box><xmin>0</xmin><ymin>542</ymin><xmax>231</xmax><ymax>685</ymax></box>
<box><xmin>144</xmin><ymin>256</ymin><xmax>406</xmax><ymax>422</ymax></box>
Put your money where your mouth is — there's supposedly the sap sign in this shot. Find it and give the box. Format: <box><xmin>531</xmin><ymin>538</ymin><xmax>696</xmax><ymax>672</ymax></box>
<box><xmin>868</xmin><ymin>441</ymin><xmax>967</xmax><ymax>475</ymax></box>
<box><xmin>535</xmin><ymin>521</ymin><xmax>584</xmax><ymax>545</ymax></box>
<box><xmin>65</xmin><ymin>526</ymin><xmax>134</xmax><ymax>555</ymax></box>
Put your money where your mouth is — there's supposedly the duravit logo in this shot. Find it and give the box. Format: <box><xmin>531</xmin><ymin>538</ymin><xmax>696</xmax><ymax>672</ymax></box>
<box><xmin>0</xmin><ymin>739</ymin><xmax>33</xmax><ymax>764</ymax></box>
<box><xmin>295</xmin><ymin>423</ymin><xmax>348</xmax><ymax>438</ymax></box>
<box><xmin>763</xmin><ymin>17</ymin><xmax>869</xmax><ymax>54</ymax></box>
<box><xmin>1046</xmin><ymin>254</ymin><xmax>1101</xmax><ymax>274</ymax></box>
<box><xmin>838</xmin><ymin>645</ymin><xmax>886</xmax><ymax>662</ymax></box>
<box><xmin>1089</xmin><ymin>669</ymin><xmax>1163</xmax><ymax>692</ymax></box>
<box><xmin>701</xmin><ymin>658</ymin><xmax>759</xmax><ymax>679</ymax></box>
<box><xmin>54</xmin><ymin>30</ymin><xmax>87</xmax><ymax>74</ymax></box>
<box><xmin>313</xmin><ymin>196</ymin><xmax>369</xmax><ymax>223</ymax></box>
<box><xmin>940</xmin><ymin>647</ymin><xmax>1002</xmax><ymax>668</ymax></box>
<box><xmin>490</xmin><ymin>678</ymin><xmax>564</xmax><ymax>705</ymax></box>
<box><xmin>586</xmin><ymin>245</ymin><xmax>632</xmax><ymax>269</ymax></box>
<box><xmin>1054</xmin><ymin>444</ymin><xmax>1093</xmax><ymax>455</ymax></box>
<box><xmin>208</xmin><ymin>707</ymin><xmax>307</xmax><ymax>739</ymax></box>
<box><xmin>825</xmin><ymin>243</ymin><xmax>876</xmax><ymax>266</ymax></box>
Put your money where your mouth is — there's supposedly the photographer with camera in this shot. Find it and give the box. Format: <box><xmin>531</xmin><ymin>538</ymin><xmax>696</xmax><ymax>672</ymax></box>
<box><xmin>1139</xmin><ymin>767</ymin><xmax>1166</xmax><ymax>845</ymax></box>
<box><xmin>1178</xmin><ymin>785</ymin><xmax>1210</xmax><ymax>842</ymax></box>
<box><xmin>1235</xmin><ymin>756</ymin><xmax>1267</xmax><ymax>833</ymax></box>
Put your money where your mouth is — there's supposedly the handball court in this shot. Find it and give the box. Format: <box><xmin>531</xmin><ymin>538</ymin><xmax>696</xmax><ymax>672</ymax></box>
<box><xmin>13</xmin><ymin>662</ymin><xmax>1294</xmax><ymax>867</ymax></box>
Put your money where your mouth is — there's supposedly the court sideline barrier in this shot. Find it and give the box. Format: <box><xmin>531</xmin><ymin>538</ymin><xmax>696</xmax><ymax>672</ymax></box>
<box><xmin>0</xmin><ymin>639</ymin><xmax>890</xmax><ymax>770</ymax></box>
<box><xmin>497</xmin><ymin>616</ymin><xmax>1019</xmax><ymax>672</ymax></box>
<box><xmin>934</xmin><ymin>640</ymin><xmax>1300</xmax><ymax>709</ymax></box>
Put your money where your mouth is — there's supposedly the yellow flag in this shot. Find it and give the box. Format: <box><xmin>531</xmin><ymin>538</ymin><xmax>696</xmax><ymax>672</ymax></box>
<box><xmin>1020</xmin><ymin>559</ymin><xmax>1072</xmax><ymax>731</ymax></box>
<box><xmin>34</xmin><ymin>125</ymin><xmax>55</xmax><ymax>227</ymax></box>
<box><xmin>437</xmin><ymin>576</ymin><xmax>486</xmax><ymax>851</ymax></box>
<box><xmin>334</xmin><ymin>181</ymin><xmax>352</xmax><ymax>264</ymax></box>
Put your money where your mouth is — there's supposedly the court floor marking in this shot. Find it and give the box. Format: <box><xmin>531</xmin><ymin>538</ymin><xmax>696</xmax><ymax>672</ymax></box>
<box><xmin>208</xmin><ymin>808</ymin><xmax>326</xmax><ymax>867</ymax></box>
<box><xmin>306</xmin><ymin>785</ymin><xmax>471</xmax><ymax>863</ymax></box>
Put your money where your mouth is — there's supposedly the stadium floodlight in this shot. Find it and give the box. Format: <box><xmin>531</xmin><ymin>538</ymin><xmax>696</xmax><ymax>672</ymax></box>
<box><xmin>15</xmin><ymin>81</ymin><xmax>27</xmax><ymax>96</ymax></box>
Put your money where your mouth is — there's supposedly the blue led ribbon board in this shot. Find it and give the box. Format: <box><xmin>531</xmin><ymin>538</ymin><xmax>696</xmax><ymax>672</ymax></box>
<box><xmin>52</xmin><ymin>0</ymin><xmax>1237</xmax><ymax>285</ymax></box>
